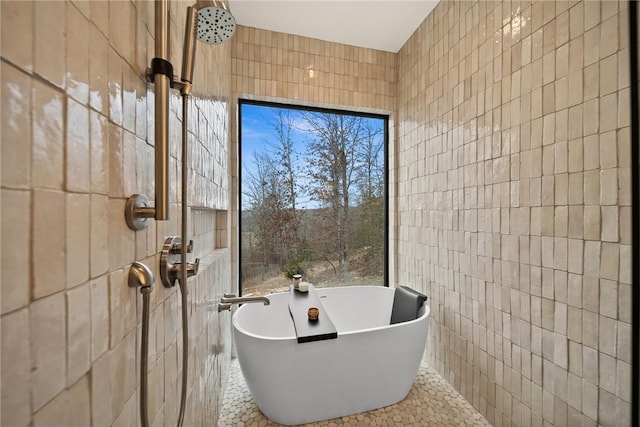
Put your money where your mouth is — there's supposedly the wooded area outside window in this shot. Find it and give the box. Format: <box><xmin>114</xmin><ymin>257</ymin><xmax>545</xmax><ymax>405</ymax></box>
<box><xmin>239</xmin><ymin>100</ymin><xmax>388</xmax><ymax>296</ymax></box>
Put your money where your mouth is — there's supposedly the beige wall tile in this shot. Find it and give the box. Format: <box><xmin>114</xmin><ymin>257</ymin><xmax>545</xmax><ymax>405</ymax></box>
<box><xmin>108</xmin><ymin>268</ymin><xmax>136</xmax><ymax>348</ymax></box>
<box><xmin>108</xmin><ymin>199</ymin><xmax>127</xmax><ymax>270</ymax></box>
<box><xmin>32</xmin><ymin>80</ymin><xmax>64</xmax><ymax>190</ymax></box>
<box><xmin>112</xmin><ymin>390</ymin><xmax>137</xmax><ymax>427</ymax></box>
<box><xmin>66</xmin><ymin>193</ymin><xmax>90</xmax><ymax>288</ymax></box>
<box><xmin>1</xmin><ymin>189</ymin><xmax>30</xmax><ymax>313</ymax></box>
<box><xmin>90</xmin><ymin>111</ymin><xmax>109</xmax><ymax>194</ymax></box>
<box><xmin>1</xmin><ymin>309</ymin><xmax>31</xmax><ymax>427</ymax></box>
<box><xmin>91</xmin><ymin>351</ymin><xmax>113</xmax><ymax>427</ymax></box>
<box><xmin>599</xmin><ymin>315</ymin><xmax>618</xmax><ymax>357</ymax></box>
<box><xmin>599</xmin><ymin>93</ymin><xmax>618</xmax><ymax>133</ymax></box>
<box><xmin>34</xmin><ymin>1</ymin><xmax>66</xmax><ymax>88</ymax></box>
<box><xmin>601</xmin><ymin>205</ymin><xmax>619</xmax><ymax>242</ymax></box>
<box><xmin>33</xmin><ymin>190</ymin><xmax>66</xmax><ymax>299</ymax></box>
<box><xmin>1</xmin><ymin>1</ymin><xmax>34</xmax><ymax>72</ymax></box>
<box><xmin>1</xmin><ymin>62</ymin><xmax>32</xmax><ymax>189</ymax></box>
<box><xmin>108</xmin><ymin>0</ymin><xmax>134</xmax><ymax>66</ymax></box>
<box><xmin>89</xmin><ymin>24</ymin><xmax>109</xmax><ymax>114</ymax></box>
<box><xmin>599</xmin><ymin>279</ymin><xmax>618</xmax><ymax>319</ymax></box>
<box><xmin>30</xmin><ymin>293</ymin><xmax>66</xmax><ymax>411</ymax></box>
<box><xmin>66</xmin><ymin>375</ymin><xmax>91</xmax><ymax>427</ymax></box>
<box><xmin>109</xmin><ymin>331</ymin><xmax>136</xmax><ymax>419</ymax></box>
<box><xmin>66</xmin><ymin>3</ymin><xmax>90</xmax><ymax>105</ymax></box>
<box><xmin>33</xmin><ymin>382</ymin><xmax>71</xmax><ymax>427</ymax></box>
<box><xmin>107</xmin><ymin>47</ymin><xmax>123</xmax><ymax>127</ymax></box>
<box><xmin>583</xmin><ymin>205</ymin><xmax>601</xmax><ymax>240</ymax></box>
<box><xmin>90</xmin><ymin>194</ymin><xmax>109</xmax><ymax>277</ymax></box>
<box><xmin>67</xmin><ymin>283</ymin><xmax>91</xmax><ymax>385</ymax></box>
<box><xmin>89</xmin><ymin>1</ymin><xmax>108</xmax><ymax>36</ymax></box>
<box><xmin>122</xmin><ymin>68</ymin><xmax>137</xmax><ymax>134</ymax></box>
<box><xmin>108</xmin><ymin>122</ymin><xmax>124</xmax><ymax>198</ymax></box>
<box><xmin>123</xmin><ymin>131</ymin><xmax>137</xmax><ymax>197</ymax></box>
<box><xmin>582</xmin><ymin>379</ymin><xmax>598</xmax><ymax>421</ymax></box>
<box><xmin>598</xmin><ymin>390</ymin><xmax>617</xmax><ymax>426</ymax></box>
<box><xmin>600</xmin><ymin>16</ymin><xmax>619</xmax><ymax>59</ymax></box>
<box><xmin>66</xmin><ymin>99</ymin><xmax>90</xmax><ymax>193</ymax></box>
<box><xmin>617</xmin><ymin>321</ymin><xmax>632</xmax><ymax>365</ymax></box>
<box><xmin>90</xmin><ymin>275</ymin><xmax>109</xmax><ymax>362</ymax></box>
<box><xmin>600</xmin><ymin>242</ymin><xmax>619</xmax><ymax>281</ymax></box>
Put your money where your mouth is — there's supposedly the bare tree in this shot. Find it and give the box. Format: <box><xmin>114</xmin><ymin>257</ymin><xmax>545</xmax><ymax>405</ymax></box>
<box><xmin>242</xmin><ymin>151</ymin><xmax>277</xmax><ymax>278</ymax></box>
<box><xmin>353</xmin><ymin>123</ymin><xmax>385</xmax><ymax>275</ymax></box>
<box><xmin>356</xmin><ymin>122</ymin><xmax>384</xmax><ymax>202</ymax></box>
<box><xmin>243</xmin><ymin>125</ymin><xmax>302</xmax><ymax>280</ymax></box>
<box><xmin>301</xmin><ymin>112</ymin><xmax>366</xmax><ymax>278</ymax></box>
<box><xmin>265</xmin><ymin>110</ymin><xmax>301</xmax><ymax>260</ymax></box>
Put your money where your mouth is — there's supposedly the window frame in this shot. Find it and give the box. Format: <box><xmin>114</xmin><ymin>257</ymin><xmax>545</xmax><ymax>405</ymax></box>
<box><xmin>238</xmin><ymin>99</ymin><xmax>390</xmax><ymax>295</ymax></box>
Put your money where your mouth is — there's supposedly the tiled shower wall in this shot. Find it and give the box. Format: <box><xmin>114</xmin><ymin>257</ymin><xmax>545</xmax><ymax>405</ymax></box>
<box><xmin>397</xmin><ymin>1</ymin><xmax>632</xmax><ymax>426</ymax></box>
<box><xmin>1</xmin><ymin>1</ymin><xmax>233</xmax><ymax>426</ymax></box>
<box><xmin>230</xmin><ymin>26</ymin><xmax>397</xmax><ymax>291</ymax></box>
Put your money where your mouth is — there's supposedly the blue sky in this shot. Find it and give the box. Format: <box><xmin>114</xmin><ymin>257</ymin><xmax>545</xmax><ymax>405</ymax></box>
<box><xmin>240</xmin><ymin>104</ymin><xmax>307</xmax><ymax>169</ymax></box>
<box><xmin>240</xmin><ymin>103</ymin><xmax>385</xmax><ymax>210</ymax></box>
<box><xmin>240</xmin><ymin>104</ymin><xmax>312</xmax><ymax>209</ymax></box>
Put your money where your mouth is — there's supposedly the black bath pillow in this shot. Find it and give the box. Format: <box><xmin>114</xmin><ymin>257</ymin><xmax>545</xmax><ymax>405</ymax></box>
<box><xmin>390</xmin><ymin>286</ymin><xmax>428</xmax><ymax>324</ymax></box>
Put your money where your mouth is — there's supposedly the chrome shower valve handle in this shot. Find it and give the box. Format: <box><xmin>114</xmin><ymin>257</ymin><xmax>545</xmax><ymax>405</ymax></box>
<box><xmin>160</xmin><ymin>236</ymin><xmax>200</xmax><ymax>287</ymax></box>
<box><xmin>186</xmin><ymin>258</ymin><xmax>200</xmax><ymax>277</ymax></box>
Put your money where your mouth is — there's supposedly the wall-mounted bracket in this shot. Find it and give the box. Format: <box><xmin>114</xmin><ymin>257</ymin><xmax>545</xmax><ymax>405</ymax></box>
<box><xmin>128</xmin><ymin>261</ymin><xmax>155</xmax><ymax>292</ymax></box>
<box><xmin>124</xmin><ymin>194</ymin><xmax>155</xmax><ymax>231</ymax></box>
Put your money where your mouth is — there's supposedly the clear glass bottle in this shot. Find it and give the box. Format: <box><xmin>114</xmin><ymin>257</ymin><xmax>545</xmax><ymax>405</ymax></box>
<box><xmin>292</xmin><ymin>274</ymin><xmax>302</xmax><ymax>289</ymax></box>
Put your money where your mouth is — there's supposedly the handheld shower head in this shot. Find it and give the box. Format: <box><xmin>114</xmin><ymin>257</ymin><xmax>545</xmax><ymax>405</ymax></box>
<box><xmin>181</xmin><ymin>0</ymin><xmax>237</xmax><ymax>85</ymax></box>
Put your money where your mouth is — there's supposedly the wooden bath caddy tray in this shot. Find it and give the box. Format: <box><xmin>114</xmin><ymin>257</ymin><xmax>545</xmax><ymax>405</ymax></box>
<box><xmin>288</xmin><ymin>284</ymin><xmax>338</xmax><ymax>343</ymax></box>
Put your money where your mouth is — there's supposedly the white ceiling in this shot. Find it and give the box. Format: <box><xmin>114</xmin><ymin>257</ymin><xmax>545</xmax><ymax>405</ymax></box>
<box><xmin>228</xmin><ymin>1</ymin><xmax>439</xmax><ymax>53</ymax></box>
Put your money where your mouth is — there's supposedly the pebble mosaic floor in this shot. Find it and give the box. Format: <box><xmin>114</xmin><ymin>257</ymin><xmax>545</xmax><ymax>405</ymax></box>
<box><xmin>218</xmin><ymin>359</ymin><xmax>492</xmax><ymax>426</ymax></box>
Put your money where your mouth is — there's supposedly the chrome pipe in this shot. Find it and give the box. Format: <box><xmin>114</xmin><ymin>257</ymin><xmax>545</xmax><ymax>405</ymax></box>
<box><xmin>154</xmin><ymin>0</ymin><xmax>170</xmax><ymax>220</ymax></box>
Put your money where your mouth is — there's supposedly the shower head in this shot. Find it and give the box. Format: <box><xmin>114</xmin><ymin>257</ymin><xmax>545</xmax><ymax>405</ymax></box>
<box><xmin>181</xmin><ymin>0</ymin><xmax>237</xmax><ymax>85</ymax></box>
<box><xmin>195</xmin><ymin>0</ymin><xmax>236</xmax><ymax>45</ymax></box>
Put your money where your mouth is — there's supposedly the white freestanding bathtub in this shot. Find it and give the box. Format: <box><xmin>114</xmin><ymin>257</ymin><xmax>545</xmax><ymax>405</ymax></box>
<box><xmin>232</xmin><ymin>286</ymin><xmax>430</xmax><ymax>425</ymax></box>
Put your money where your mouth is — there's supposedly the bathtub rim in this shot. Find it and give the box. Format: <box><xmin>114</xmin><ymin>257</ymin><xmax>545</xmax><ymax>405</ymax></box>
<box><xmin>232</xmin><ymin>285</ymin><xmax>431</xmax><ymax>342</ymax></box>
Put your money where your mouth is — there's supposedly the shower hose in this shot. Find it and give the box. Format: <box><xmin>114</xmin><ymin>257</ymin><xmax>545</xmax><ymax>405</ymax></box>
<box><xmin>176</xmin><ymin>90</ymin><xmax>190</xmax><ymax>427</ymax></box>
<box><xmin>139</xmin><ymin>92</ymin><xmax>191</xmax><ymax>427</ymax></box>
<box><xmin>140</xmin><ymin>287</ymin><xmax>152</xmax><ymax>427</ymax></box>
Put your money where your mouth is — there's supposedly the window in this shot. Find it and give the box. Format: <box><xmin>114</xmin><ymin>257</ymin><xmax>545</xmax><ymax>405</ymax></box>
<box><xmin>239</xmin><ymin>100</ymin><xmax>388</xmax><ymax>296</ymax></box>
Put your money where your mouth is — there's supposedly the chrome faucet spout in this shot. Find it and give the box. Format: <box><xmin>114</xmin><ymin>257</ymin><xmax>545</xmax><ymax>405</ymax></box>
<box><xmin>222</xmin><ymin>295</ymin><xmax>270</xmax><ymax>305</ymax></box>
<box><xmin>218</xmin><ymin>294</ymin><xmax>270</xmax><ymax>312</ymax></box>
